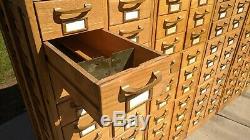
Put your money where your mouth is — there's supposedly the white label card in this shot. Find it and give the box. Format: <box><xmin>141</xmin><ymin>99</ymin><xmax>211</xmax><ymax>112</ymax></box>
<box><xmin>170</xmin><ymin>3</ymin><xmax>181</xmax><ymax>12</ymax></box>
<box><xmin>124</xmin><ymin>10</ymin><xmax>139</xmax><ymax>21</ymax></box>
<box><xmin>186</xmin><ymin>73</ymin><xmax>193</xmax><ymax>80</ymax></box>
<box><xmin>130</xmin><ymin>36</ymin><xmax>138</xmax><ymax>43</ymax></box>
<box><xmin>178</xmin><ymin>114</ymin><xmax>185</xmax><ymax>121</ymax></box>
<box><xmin>228</xmin><ymin>39</ymin><xmax>234</xmax><ymax>46</ymax></box>
<box><xmin>192</xmin><ymin>37</ymin><xmax>200</xmax><ymax>45</ymax></box>
<box><xmin>219</xmin><ymin>11</ymin><xmax>226</xmax><ymax>19</ymax></box>
<box><xmin>246</xmin><ymin>33</ymin><xmax>250</xmax><ymax>38</ymax></box>
<box><xmin>216</xmin><ymin>29</ymin><xmax>223</xmax><ymax>36</ymax></box>
<box><xmin>159</xmin><ymin>101</ymin><xmax>167</xmax><ymax>109</ymax></box>
<box><xmin>183</xmin><ymin>86</ymin><xmax>190</xmax><ymax>93</ymax></box>
<box><xmin>221</xmin><ymin>64</ymin><xmax>226</xmax><ymax>70</ymax></box>
<box><xmin>233</xmin><ymin>22</ymin><xmax>239</xmax><ymax>29</ymax></box>
<box><xmin>164</xmin><ymin>46</ymin><xmax>174</xmax><ymax>55</ymax></box>
<box><xmin>238</xmin><ymin>7</ymin><xmax>244</xmax><ymax>13</ymax></box>
<box><xmin>199</xmin><ymin>0</ymin><xmax>207</xmax><ymax>5</ymax></box>
<box><xmin>193</xmin><ymin>120</ymin><xmax>199</xmax><ymax>125</ymax></box>
<box><xmin>77</xmin><ymin>108</ymin><xmax>87</xmax><ymax>117</ymax></box>
<box><xmin>195</xmin><ymin>18</ymin><xmax>204</xmax><ymax>27</ymax></box>
<box><xmin>205</xmin><ymin>74</ymin><xmax>211</xmax><ymax>81</ymax></box>
<box><xmin>189</xmin><ymin>57</ymin><xmax>197</xmax><ymax>64</ymax></box>
<box><xmin>165</xmin><ymin>85</ymin><xmax>171</xmax><ymax>92</ymax></box>
<box><xmin>129</xmin><ymin>90</ymin><xmax>149</xmax><ymax>110</ymax></box>
<box><xmin>167</xmin><ymin>25</ymin><xmax>177</xmax><ymax>35</ymax></box>
<box><xmin>211</xmin><ymin>46</ymin><xmax>218</xmax><ymax>54</ymax></box>
<box><xmin>176</xmin><ymin>125</ymin><xmax>183</xmax><ymax>131</ymax></box>
<box><xmin>201</xmin><ymin>88</ymin><xmax>207</xmax><ymax>94</ymax></box>
<box><xmin>207</xmin><ymin>61</ymin><xmax>214</xmax><ymax>68</ymax></box>
<box><xmin>225</xmin><ymin>53</ymin><xmax>230</xmax><ymax>59</ymax></box>
<box><xmin>80</xmin><ymin>124</ymin><xmax>96</xmax><ymax>137</ymax></box>
<box><xmin>65</xmin><ymin>19</ymin><xmax>86</xmax><ymax>33</ymax></box>
<box><xmin>180</xmin><ymin>102</ymin><xmax>187</xmax><ymax>108</ymax></box>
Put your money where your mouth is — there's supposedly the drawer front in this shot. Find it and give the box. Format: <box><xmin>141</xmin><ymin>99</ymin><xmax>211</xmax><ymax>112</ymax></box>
<box><xmin>177</xmin><ymin>79</ymin><xmax>199</xmax><ymax>97</ymax></box>
<box><xmin>201</xmin><ymin>52</ymin><xmax>220</xmax><ymax>71</ymax></box>
<box><xmin>34</xmin><ymin>0</ymin><xmax>106</xmax><ymax>41</ymax></box>
<box><xmin>187</xmin><ymin>5</ymin><xmax>213</xmax><ymax>29</ymax></box>
<box><xmin>169</xmin><ymin>117</ymin><xmax>190</xmax><ymax>140</ymax></box>
<box><xmin>210</xmin><ymin>18</ymin><xmax>230</xmax><ymax>39</ymax></box>
<box><xmin>228</xmin><ymin>12</ymin><xmax>246</xmax><ymax>31</ymax></box>
<box><xmin>191</xmin><ymin>0</ymin><xmax>214</xmax><ymax>9</ymax></box>
<box><xmin>190</xmin><ymin>104</ymin><xmax>206</xmax><ymax>119</ymax></box>
<box><xmin>192</xmin><ymin>93</ymin><xmax>209</xmax><ymax>110</ymax></box>
<box><xmin>181</xmin><ymin>43</ymin><xmax>205</xmax><ymax>67</ymax></box>
<box><xmin>62</xmin><ymin>119</ymin><xmax>110</xmax><ymax>140</ymax></box>
<box><xmin>114</xmin><ymin>129</ymin><xmax>144</xmax><ymax>140</ymax></box>
<box><xmin>213</xmin><ymin>1</ymin><xmax>234</xmax><ymax>21</ymax></box>
<box><xmin>148</xmin><ymin>121</ymin><xmax>171</xmax><ymax>140</ymax></box>
<box><xmin>167</xmin><ymin>53</ymin><xmax>182</xmax><ymax>75</ymax></box>
<box><xmin>109</xmin><ymin>18</ymin><xmax>151</xmax><ymax>44</ymax></box>
<box><xmin>179</xmin><ymin>63</ymin><xmax>201</xmax><ymax>85</ymax></box>
<box><xmin>155</xmin><ymin>32</ymin><xmax>185</xmax><ymax>55</ymax></box>
<box><xmin>188</xmin><ymin>116</ymin><xmax>203</xmax><ymax>132</ymax></box>
<box><xmin>232</xmin><ymin>0</ymin><xmax>249</xmax><ymax>16</ymax></box>
<box><xmin>220</xmin><ymin>46</ymin><xmax>235</xmax><ymax>61</ymax></box>
<box><xmin>242</xmin><ymin>25</ymin><xmax>250</xmax><ymax>41</ymax></box>
<box><xmin>217</xmin><ymin>59</ymin><xmax>231</xmax><ymax>74</ymax></box>
<box><xmin>156</xmin><ymin>11</ymin><xmax>188</xmax><ymax>39</ymax></box>
<box><xmin>199</xmin><ymin>66</ymin><xmax>216</xmax><ymax>84</ymax></box>
<box><xmin>173</xmin><ymin>93</ymin><xmax>195</xmax><ymax>113</ymax></box>
<box><xmin>108</xmin><ymin>0</ymin><xmax>152</xmax><ymax>26</ymax></box>
<box><xmin>223</xmin><ymin>29</ymin><xmax>241</xmax><ymax>48</ymax></box>
<box><xmin>150</xmin><ymin>90</ymin><xmax>176</xmax><ymax>112</ymax></box>
<box><xmin>196</xmin><ymin>79</ymin><xmax>213</xmax><ymax>97</ymax></box>
<box><xmin>158</xmin><ymin>0</ymin><xmax>191</xmax><ymax>15</ymax></box>
<box><xmin>149</xmin><ymin>103</ymin><xmax>174</xmax><ymax>132</ymax></box>
<box><xmin>185</xmin><ymin>25</ymin><xmax>209</xmax><ymax>48</ymax></box>
<box><xmin>204</xmin><ymin>36</ymin><xmax>225</xmax><ymax>57</ymax></box>
<box><xmin>214</xmin><ymin>72</ymin><xmax>227</xmax><ymax>87</ymax></box>
<box><xmin>171</xmin><ymin>101</ymin><xmax>193</xmax><ymax>125</ymax></box>
<box><xmin>237</xmin><ymin>41</ymin><xmax>250</xmax><ymax>55</ymax></box>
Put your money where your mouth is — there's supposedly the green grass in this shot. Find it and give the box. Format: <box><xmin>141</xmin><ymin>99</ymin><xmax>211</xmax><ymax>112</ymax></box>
<box><xmin>0</xmin><ymin>32</ymin><xmax>15</xmax><ymax>85</ymax></box>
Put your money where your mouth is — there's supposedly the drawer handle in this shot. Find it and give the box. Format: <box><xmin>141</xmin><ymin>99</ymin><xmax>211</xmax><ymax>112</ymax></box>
<box><xmin>154</xmin><ymin>110</ymin><xmax>169</xmax><ymax>123</ymax></box>
<box><xmin>121</xmin><ymin>129</ymin><xmax>138</xmax><ymax>140</ymax></box>
<box><xmin>153</xmin><ymin>122</ymin><xmax>167</xmax><ymax>134</ymax></box>
<box><xmin>119</xmin><ymin>26</ymin><xmax>144</xmax><ymax>35</ymax></box>
<box><xmin>164</xmin><ymin>17</ymin><xmax>183</xmax><ymax>27</ymax></box>
<box><xmin>179</xmin><ymin>97</ymin><xmax>190</xmax><ymax>108</ymax></box>
<box><xmin>175</xmin><ymin>119</ymin><xmax>185</xmax><ymax>131</ymax></box>
<box><xmin>120</xmin><ymin>0</ymin><xmax>145</xmax><ymax>4</ymax></box>
<box><xmin>173</xmin><ymin>130</ymin><xmax>184</xmax><ymax>140</ymax></box>
<box><xmin>219</xmin><ymin>4</ymin><xmax>232</xmax><ymax>12</ymax></box>
<box><xmin>162</xmin><ymin>38</ymin><xmax>180</xmax><ymax>50</ymax></box>
<box><xmin>195</xmin><ymin>10</ymin><xmax>210</xmax><ymax>19</ymax></box>
<box><xmin>156</xmin><ymin>95</ymin><xmax>170</xmax><ymax>106</ymax></box>
<box><xmin>54</xmin><ymin>4</ymin><xmax>92</xmax><ymax>15</ymax></box>
<box><xmin>121</xmin><ymin>71</ymin><xmax>162</xmax><ymax>97</ymax></box>
<box><xmin>191</xmin><ymin>29</ymin><xmax>206</xmax><ymax>38</ymax></box>
<box><xmin>195</xmin><ymin>106</ymin><xmax>205</xmax><ymax>116</ymax></box>
<box><xmin>177</xmin><ymin>109</ymin><xmax>187</xmax><ymax>121</ymax></box>
<box><xmin>187</xmin><ymin>51</ymin><xmax>201</xmax><ymax>60</ymax></box>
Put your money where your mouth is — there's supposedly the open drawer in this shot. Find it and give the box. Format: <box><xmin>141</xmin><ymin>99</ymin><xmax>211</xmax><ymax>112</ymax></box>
<box><xmin>44</xmin><ymin>29</ymin><xmax>170</xmax><ymax>125</ymax></box>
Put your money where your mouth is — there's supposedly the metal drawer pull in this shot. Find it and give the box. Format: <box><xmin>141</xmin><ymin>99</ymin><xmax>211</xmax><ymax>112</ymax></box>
<box><xmin>121</xmin><ymin>71</ymin><xmax>162</xmax><ymax>97</ymax></box>
<box><xmin>177</xmin><ymin>109</ymin><xmax>187</xmax><ymax>121</ymax></box>
<box><xmin>173</xmin><ymin>130</ymin><xmax>183</xmax><ymax>140</ymax></box>
<box><xmin>175</xmin><ymin>119</ymin><xmax>185</xmax><ymax>131</ymax></box>
<box><xmin>153</xmin><ymin>122</ymin><xmax>167</xmax><ymax>135</ymax></box>
<box><xmin>182</xmin><ymin>81</ymin><xmax>193</xmax><ymax>93</ymax></box>
<box><xmin>187</xmin><ymin>51</ymin><xmax>200</xmax><ymax>64</ymax></box>
<box><xmin>157</xmin><ymin>95</ymin><xmax>170</xmax><ymax>108</ymax></box>
<box><xmin>195</xmin><ymin>10</ymin><xmax>210</xmax><ymax>19</ymax></box>
<box><xmin>179</xmin><ymin>97</ymin><xmax>190</xmax><ymax>108</ymax></box>
<box><xmin>211</xmin><ymin>99</ymin><xmax>217</xmax><ymax>105</ymax></box>
<box><xmin>184</xmin><ymin>66</ymin><xmax>198</xmax><ymax>80</ymax></box>
<box><xmin>165</xmin><ymin>79</ymin><xmax>174</xmax><ymax>92</ymax></box>
<box><xmin>193</xmin><ymin>119</ymin><xmax>199</xmax><ymax>126</ymax></box>
<box><xmin>120</xmin><ymin>0</ymin><xmax>145</xmax><ymax>4</ymax></box>
<box><xmin>155</xmin><ymin>110</ymin><xmax>169</xmax><ymax>124</ymax></box>
<box><xmin>54</xmin><ymin>4</ymin><xmax>92</xmax><ymax>16</ymax></box>
<box><xmin>164</xmin><ymin>17</ymin><xmax>183</xmax><ymax>27</ymax></box>
<box><xmin>162</xmin><ymin>38</ymin><xmax>180</xmax><ymax>53</ymax></box>
<box><xmin>121</xmin><ymin>129</ymin><xmax>138</xmax><ymax>140</ymax></box>
<box><xmin>195</xmin><ymin>106</ymin><xmax>204</xmax><ymax>116</ymax></box>
<box><xmin>119</xmin><ymin>26</ymin><xmax>144</xmax><ymax>35</ymax></box>
<box><xmin>191</xmin><ymin>29</ymin><xmax>206</xmax><ymax>38</ymax></box>
<box><xmin>219</xmin><ymin>4</ymin><xmax>233</xmax><ymax>12</ymax></box>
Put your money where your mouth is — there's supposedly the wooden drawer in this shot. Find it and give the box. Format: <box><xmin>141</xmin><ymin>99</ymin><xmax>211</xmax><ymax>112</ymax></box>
<box><xmin>171</xmin><ymin>106</ymin><xmax>192</xmax><ymax>128</ymax></box>
<box><xmin>246</xmin><ymin>12</ymin><xmax>250</xmax><ymax>25</ymax></box>
<box><xmin>196</xmin><ymin>79</ymin><xmax>213</xmax><ymax>97</ymax></box>
<box><xmin>201</xmin><ymin>52</ymin><xmax>220</xmax><ymax>71</ymax></box>
<box><xmin>241</xmin><ymin>25</ymin><xmax>250</xmax><ymax>41</ymax></box>
<box><xmin>213</xmin><ymin>72</ymin><xmax>227</xmax><ymax>87</ymax></box>
<box><xmin>108</xmin><ymin>0</ymin><xmax>152</xmax><ymax>26</ymax></box>
<box><xmin>185</xmin><ymin>25</ymin><xmax>209</xmax><ymax>48</ymax></box>
<box><xmin>187</xmin><ymin>5</ymin><xmax>213</xmax><ymax>29</ymax></box>
<box><xmin>217</xmin><ymin>59</ymin><xmax>231</xmax><ymax>74</ymax></box>
<box><xmin>158</xmin><ymin>0</ymin><xmax>191</xmax><ymax>15</ymax></box>
<box><xmin>239</xmin><ymin>70</ymin><xmax>249</xmax><ymax>80</ymax></box>
<box><xmin>114</xmin><ymin>128</ymin><xmax>144</xmax><ymax>140</ymax></box>
<box><xmin>156</xmin><ymin>11</ymin><xmax>188</xmax><ymax>39</ymax></box>
<box><xmin>62</xmin><ymin>118</ymin><xmax>110</xmax><ymax>140</ymax></box>
<box><xmin>209</xmin><ymin>18</ymin><xmax>230</xmax><ymax>39</ymax></box>
<box><xmin>204</xmin><ymin>36</ymin><xmax>225</xmax><ymax>57</ymax></box>
<box><xmin>232</xmin><ymin>0</ymin><xmax>249</xmax><ymax>16</ymax></box>
<box><xmin>190</xmin><ymin>103</ymin><xmax>206</xmax><ymax>119</ymax></box>
<box><xmin>173</xmin><ymin>93</ymin><xmax>195</xmax><ymax>114</ymax></box>
<box><xmin>155</xmin><ymin>32</ymin><xmax>185</xmax><ymax>55</ymax></box>
<box><xmin>176</xmin><ymin>79</ymin><xmax>198</xmax><ymax>98</ymax></box>
<box><xmin>193</xmin><ymin>93</ymin><xmax>209</xmax><ymax>111</ymax></box>
<box><xmin>148</xmin><ymin>120</ymin><xmax>171</xmax><ymax>140</ymax></box>
<box><xmin>177</xmin><ymin>78</ymin><xmax>199</xmax><ymax>97</ymax></box>
<box><xmin>169</xmin><ymin>117</ymin><xmax>190</xmax><ymax>140</ymax></box>
<box><xmin>237</xmin><ymin>41</ymin><xmax>250</xmax><ymax>55</ymax></box>
<box><xmin>228</xmin><ymin>12</ymin><xmax>246</xmax><ymax>31</ymax></box>
<box><xmin>213</xmin><ymin>1</ymin><xmax>234</xmax><ymax>21</ymax></box>
<box><xmin>168</xmin><ymin>53</ymin><xmax>182</xmax><ymax>75</ymax></box>
<box><xmin>236</xmin><ymin>79</ymin><xmax>246</xmax><ymax>88</ymax></box>
<box><xmin>150</xmin><ymin>90</ymin><xmax>176</xmax><ymax>112</ymax></box>
<box><xmin>44</xmin><ymin>30</ymin><xmax>170</xmax><ymax>124</ymax></box>
<box><xmin>223</xmin><ymin>29</ymin><xmax>241</xmax><ymax>48</ymax></box>
<box><xmin>235</xmin><ymin>52</ymin><xmax>246</xmax><ymax>65</ymax></box>
<box><xmin>113</xmin><ymin>103</ymin><xmax>147</xmax><ymax>137</ymax></box>
<box><xmin>220</xmin><ymin>46</ymin><xmax>235</xmax><ymax>61</ymax></box>
<box><xmin>199</xmin><ymin>66</ymin><xmax>216</xmax><ymax>84</ymax></box>
<box><xmin>109</xmin><ymin>18</ymin><xmax>152</xmax><ymax>44</ymax></box>
<box><xmin>191</xmin><ymin>0</ymin><xmax>214</xmax><ymax>9</ymax></box>
<box><xmin>179</xmin><ymin>63</ymin><xmax>201</xmax><ymax>85</ymax></box>
<box><xmin>149</xmin><ymin>102</ymin><xmax>174</xmax><ymax>129</ymax></box>
<box><xmin>188</xmin><ymin>116</ymin><xmax>203</xmax><ymax>132</ymax></box>
<box><xmin>34</xmin><ymin>0</ymin><xmax>106</xmax><ymax>41</ymax></box>
<box><xmin>181</xmin><ymin>43</ymin><xmax>205</xmax><ymax>67</ymax></box>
